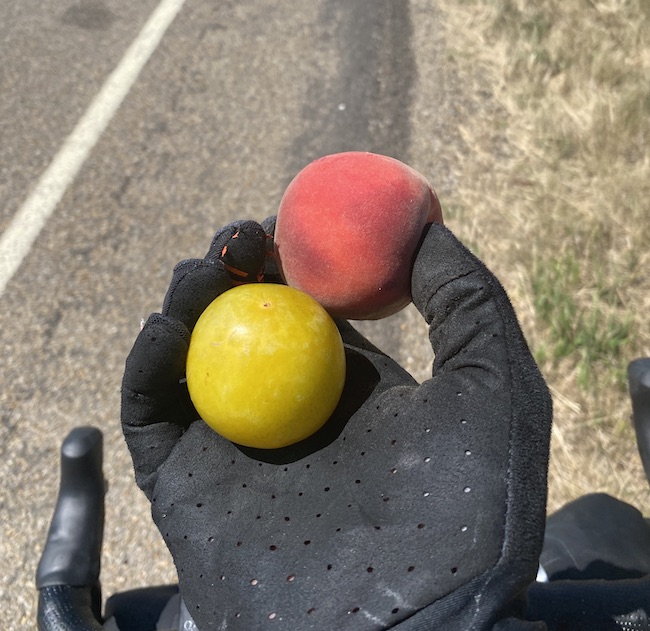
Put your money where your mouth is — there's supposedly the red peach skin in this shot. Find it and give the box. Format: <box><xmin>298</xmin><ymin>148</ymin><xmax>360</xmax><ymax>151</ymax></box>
<box><xmin>274</xmin><ymin>152</ymin><xmax>443</xmax><ymax>320</ymax></box>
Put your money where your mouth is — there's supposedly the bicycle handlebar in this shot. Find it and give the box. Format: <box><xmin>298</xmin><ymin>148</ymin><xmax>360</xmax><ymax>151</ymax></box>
<box><xmin>36</xmin><ymin>427</ymin><xmax>105</xmax><ymax>631</ymax></box>
<box><xmin>628</xmin><ymin>358</ymin><xmax>650</xmax><ymax>485</ymax></box>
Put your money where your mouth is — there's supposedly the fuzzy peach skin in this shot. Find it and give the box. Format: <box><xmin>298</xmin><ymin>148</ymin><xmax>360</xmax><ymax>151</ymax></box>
<box><xmin>273</xmin><ymin>152</ymin><xmax>443</xmax><ymax>320</ymax></box>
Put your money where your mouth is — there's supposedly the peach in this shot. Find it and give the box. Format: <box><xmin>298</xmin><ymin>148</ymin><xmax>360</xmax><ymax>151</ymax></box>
<box><xmin>273</xmin><ymin>152</ymin><xmax>443</xmax><ymax>320</ymax></box>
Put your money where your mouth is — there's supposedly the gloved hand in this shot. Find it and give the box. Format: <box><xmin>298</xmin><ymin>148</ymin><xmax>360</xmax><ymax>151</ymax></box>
<box><xmin>121</xmin><ymin>218</ymin><xmax>553</xmax><ymax>631</ymax></box>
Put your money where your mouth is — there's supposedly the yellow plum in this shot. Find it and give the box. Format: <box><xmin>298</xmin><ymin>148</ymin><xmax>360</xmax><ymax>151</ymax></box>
<box><xmin>186</xmin><ymin>283</ymin><xmax>346</xmax><ymax>449</ymax></box>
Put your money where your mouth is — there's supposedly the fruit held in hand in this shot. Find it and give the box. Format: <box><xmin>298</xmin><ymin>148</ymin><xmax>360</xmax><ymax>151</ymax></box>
<box><xmin>274</xmin><ymin>151</ymin><xmax>443</xmax><ymax>320</ymax></box>
<box><xmin>186</xmin><ymin>284</ymin><xmax>346</xmax><ymax>449</ymax></box>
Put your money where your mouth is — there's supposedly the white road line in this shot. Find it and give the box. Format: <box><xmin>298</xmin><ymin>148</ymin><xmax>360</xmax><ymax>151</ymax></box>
<box><xmin>0</xmin><ymin>0</ymin><xmax>187</xmax><ymax>297</ymax></box>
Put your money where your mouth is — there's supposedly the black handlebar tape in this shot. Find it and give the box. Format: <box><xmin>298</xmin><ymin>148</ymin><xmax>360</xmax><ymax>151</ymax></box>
<box><xmin>36</xmin><ymin>427</ymin><xmax>105</xmax><ymax>588</ymax></box>
<box><xmin>628</xmin><ymin>358</ymin><xmax>650</xmax><ymax>485</ymax></box>
<box><xmin>37</xmin><ymin>585</ymin><xmax>103</xmax><ymax>631</ymax></box>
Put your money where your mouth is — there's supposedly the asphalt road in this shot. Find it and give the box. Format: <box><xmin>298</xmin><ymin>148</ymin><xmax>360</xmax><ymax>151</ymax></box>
<box><xmin>1</xmin><ymin>0</ymin><xmax>471</xmax><ymax>626</ymax></box>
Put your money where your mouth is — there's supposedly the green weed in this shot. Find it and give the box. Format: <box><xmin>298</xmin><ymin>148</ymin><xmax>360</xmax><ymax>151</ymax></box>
<box><xmin>532</xmin><ymin>253</ymin><xmax>631</xmax><ymax>388</ymax></box>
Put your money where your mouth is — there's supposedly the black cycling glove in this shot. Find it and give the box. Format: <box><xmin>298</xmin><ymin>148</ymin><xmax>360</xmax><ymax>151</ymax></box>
<box><xmin>121</xmin><ymin>219</ymin><xmax>552</xmax><ymax>631</ymax></box>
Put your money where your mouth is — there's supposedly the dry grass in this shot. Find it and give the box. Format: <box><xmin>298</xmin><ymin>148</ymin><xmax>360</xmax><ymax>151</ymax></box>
<box><xmin>435</xmin><ymin>0</ymin><xmax>650</xmax><ymax>512</ymax></box>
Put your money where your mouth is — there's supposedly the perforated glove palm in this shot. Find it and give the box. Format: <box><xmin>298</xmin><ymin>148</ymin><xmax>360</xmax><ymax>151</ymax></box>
<box><xmin>121</xmin><ymin>219</ymin><xmax>552</xmax><ymax>631</ymax></box>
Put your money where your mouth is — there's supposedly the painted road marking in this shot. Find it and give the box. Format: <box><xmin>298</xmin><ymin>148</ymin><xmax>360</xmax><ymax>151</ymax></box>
<box><xmin>0</xmin><ymin>0</ymin><xmax>187</xmax><ymax>297</ymax></box>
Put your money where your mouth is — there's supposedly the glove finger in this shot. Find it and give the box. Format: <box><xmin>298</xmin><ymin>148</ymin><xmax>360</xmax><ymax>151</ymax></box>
<box><xmin>162</xmin><ymin>258</ymin><xmax>231</xmax><ymax>331</ymax></box>
<box><xmin>261</xmin><ymin>215</ymin><xmax>276</xmax><ymax>236</ymax></box>
<box><xmin>121</xmin><ymin>313</ymin><xmax>196</xmax><ymax>499</ymax></box>
<box><xmin>410</xmin><ymin>223</ymin><xmax>551</xmax><ymax>480</ymax></box>
<box><xmin>261</xmin><ymin>215</ymin><xmax>284</xmax><ymax>284</ymax></box>
<box><xmin>205</xmin><ymin>220</ymin><xmax>267</xmax><ymax>284</ymax></box>
<box><xmin>412</xmin><ymin>223</ymin><xmax>521</xmax><ymax>377</ymax></box>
